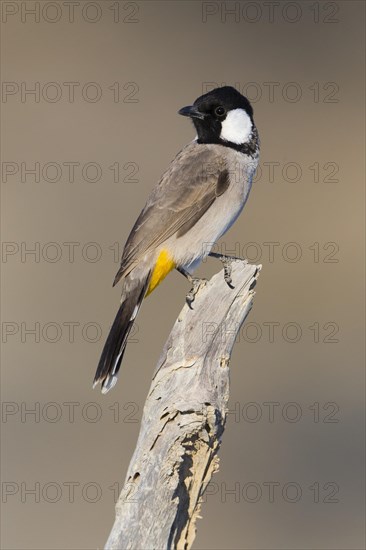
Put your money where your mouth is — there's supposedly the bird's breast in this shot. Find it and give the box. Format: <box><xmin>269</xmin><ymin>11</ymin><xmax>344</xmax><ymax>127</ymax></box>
<box><xmin>169</xmin><ymin>149</ymin><xmax>258</xmax><ymax>271</ymax></box>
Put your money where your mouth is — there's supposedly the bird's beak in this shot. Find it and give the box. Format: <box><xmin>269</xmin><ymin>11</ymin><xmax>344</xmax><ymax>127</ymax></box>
<box><xmin>178</xmin><ymin>105</ymin><xmax>205</xmax><ymax>120</ymax></box>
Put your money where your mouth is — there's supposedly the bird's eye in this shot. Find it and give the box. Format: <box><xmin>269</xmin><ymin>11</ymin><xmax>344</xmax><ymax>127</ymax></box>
<box><xmin>215</xmin><ymin>106</ymin><xmax>226</xmax><ymax>117</ymax></box>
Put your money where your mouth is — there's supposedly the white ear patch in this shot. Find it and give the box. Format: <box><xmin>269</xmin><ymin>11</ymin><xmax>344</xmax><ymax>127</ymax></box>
<box><xmin>220</xmin><ymin>108</ymin><xmax>252</xmax><ymax>145</ymax></box>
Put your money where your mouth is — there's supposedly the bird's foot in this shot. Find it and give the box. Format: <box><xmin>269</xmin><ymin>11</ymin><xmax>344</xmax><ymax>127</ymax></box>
<box><xmin>208</xmin><ymin>252</ymin><xmax>236</xmax><ymax>288</ymax></box>
<box><xmin>186</xmin><ymin>278</ymin><xmax>207</xmax><ymax>309</ymax></box>
<box><xmin>221</xmin><ymin>257</ymin><xmax>235</xmax><ymax>288</ymax></box>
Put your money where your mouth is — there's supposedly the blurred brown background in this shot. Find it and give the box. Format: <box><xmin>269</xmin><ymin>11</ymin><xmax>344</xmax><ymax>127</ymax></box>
<box><xmin>1</xmin><ymin>1</ymin><xmax>365</xmax><ymax>549</ymax></box>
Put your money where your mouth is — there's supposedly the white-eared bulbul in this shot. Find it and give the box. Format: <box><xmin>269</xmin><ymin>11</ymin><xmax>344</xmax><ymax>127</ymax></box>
<box><xmin>93</xmin><ymin>86</ymin><xmax>260</xmax><ymax>393</ymax></box>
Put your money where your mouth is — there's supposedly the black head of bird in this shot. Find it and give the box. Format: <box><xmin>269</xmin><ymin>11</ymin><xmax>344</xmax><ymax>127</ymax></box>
<box><xmin>178</xmin><ymin>86</ymin><xmax>255</xmax><ymax>149</ymax></box>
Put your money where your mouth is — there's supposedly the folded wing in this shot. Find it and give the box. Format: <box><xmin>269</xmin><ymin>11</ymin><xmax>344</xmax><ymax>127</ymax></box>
<box><xmin>113</xmin><ymin>144</ymin><xmax>229</xmax><ymax>286</ymax></box>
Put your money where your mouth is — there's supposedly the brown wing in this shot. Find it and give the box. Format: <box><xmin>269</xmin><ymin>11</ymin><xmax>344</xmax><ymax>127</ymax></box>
<box><xmin>113</xmin><ymin>144</ymin><xmax>229</xmax><ymax>286</ymax></box>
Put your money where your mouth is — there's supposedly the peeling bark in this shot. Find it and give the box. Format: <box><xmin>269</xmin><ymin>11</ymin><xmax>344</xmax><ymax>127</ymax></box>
<box><xmin>105</xmin><ymin>260</ymin><xmax>261</xmax><ymax>550</ymax></box>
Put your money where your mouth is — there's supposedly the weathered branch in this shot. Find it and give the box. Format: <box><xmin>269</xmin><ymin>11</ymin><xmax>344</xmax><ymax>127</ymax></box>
<box><xmin>105</xmin><ymin>259</ymin><xmax>261</xmax><ymax>550</ymax></box>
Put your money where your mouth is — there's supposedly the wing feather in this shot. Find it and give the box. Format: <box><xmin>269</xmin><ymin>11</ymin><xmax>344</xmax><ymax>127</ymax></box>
<box><xmin>113</xmin><ymin>144</ymin><xmax>228</xmax><ymax>286</ymax></box>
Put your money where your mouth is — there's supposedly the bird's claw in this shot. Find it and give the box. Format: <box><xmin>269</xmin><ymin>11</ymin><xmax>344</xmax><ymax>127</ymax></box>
<box><xmin>222</xmin><ymin>257</ymin><xmax>235</xmax><ymax>288</ymax></box>
<box><xmin>208</xmin><ymin>252</ymin><xmax>236</xmax><ymax>288</ymax></box>
<box><xmin>186</xmin><ymin>278</ymin><xmax>207</xmax><ymax>309</ymax></box>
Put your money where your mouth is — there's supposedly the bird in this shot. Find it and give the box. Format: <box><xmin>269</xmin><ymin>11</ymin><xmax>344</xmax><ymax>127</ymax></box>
<box><xmin>93</xmin><ymin>86</ymin><xmax>260</xmax><ymax>393</ymax></box>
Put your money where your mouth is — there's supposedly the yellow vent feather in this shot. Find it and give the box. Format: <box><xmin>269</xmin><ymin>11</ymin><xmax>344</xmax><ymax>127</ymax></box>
<box><xmin>146</xmin><ymin>249</ymin><xmax>176</xmax><ymax>296</ymax></box>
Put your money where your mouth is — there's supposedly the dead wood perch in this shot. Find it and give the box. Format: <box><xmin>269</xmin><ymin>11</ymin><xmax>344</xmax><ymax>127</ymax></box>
<box><xmin>105</xmin><ymin>259</ymin><xmax>261</xmax><ymax>550</ymax></box>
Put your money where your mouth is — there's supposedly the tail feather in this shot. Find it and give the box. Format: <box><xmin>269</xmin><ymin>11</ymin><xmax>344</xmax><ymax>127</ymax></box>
<box><xmin>93</xmin><ymin>273</ymin><xmax>151</xmax><ymax>393</ymax></box>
